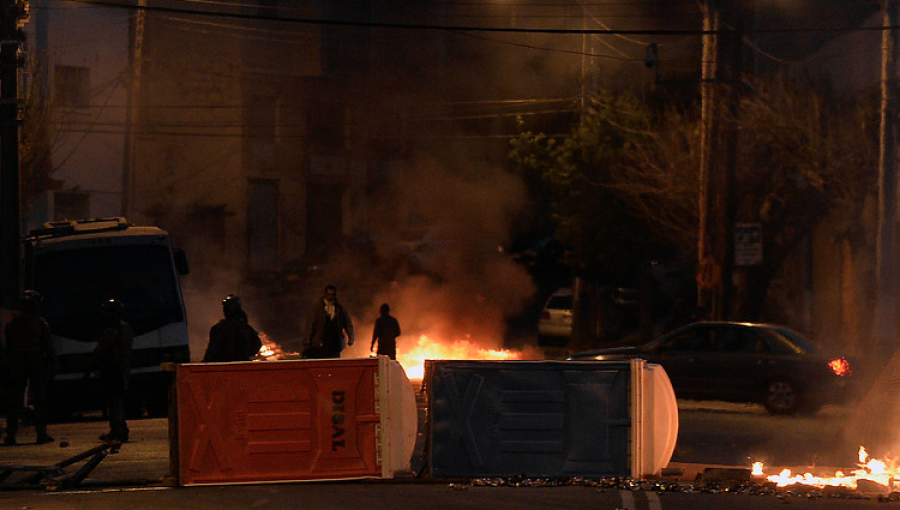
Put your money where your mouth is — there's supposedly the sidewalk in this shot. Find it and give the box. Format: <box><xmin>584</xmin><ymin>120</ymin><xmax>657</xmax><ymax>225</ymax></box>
<box><xmin>0</xmin><ymin>417</ymin><xmax>171</xmax><ymax>488</ymax></box>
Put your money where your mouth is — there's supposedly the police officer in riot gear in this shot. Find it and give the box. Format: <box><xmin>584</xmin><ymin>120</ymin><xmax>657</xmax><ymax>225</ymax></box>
<box><xmin>1</xmin><ymin>290</ymin><xmax>55</xmax><ymax>445</ymax></box>
<box><xmin>203</xmin><ymin>294</ymin><xmax>262</xmax><ymax>362</ymax></box>
<box><xmin>89</xmin><ymin>299</ymin><xmax>134</xmax><ymax>443</ymax></box>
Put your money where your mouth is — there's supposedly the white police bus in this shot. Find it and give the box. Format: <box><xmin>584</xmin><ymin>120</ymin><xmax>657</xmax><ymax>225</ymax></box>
<box><xmin>24</xmin><ymin>217</ymin><xmax>190</xmax><ymax>418</ymax></box>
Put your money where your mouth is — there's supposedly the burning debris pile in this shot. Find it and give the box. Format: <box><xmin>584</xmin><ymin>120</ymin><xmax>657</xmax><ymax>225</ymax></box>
<box><xmin>254</xmin><ymin>332</ymin><xmax>298</xmax><ymax>361</ymax></box>
<box><xmin>753</xmin><ymin>446</ymin><xmax>900</xmax><ymax>495</ymax></box>
<box><xmin>442</xmin><ymin>472</ymin><xmax>900</xmax><ymax>501</ymax></box>
<box><xmin>253</xmin><ymin>329</ymin><xmax>542</xmax><ymax>377</ymax></box>
<box><xmin>439</xmin><ymin>461</ymin><xmax>900</xmax><ymax>502</ymax></box>
<box><xmin>397</xmin><ymin>334</ymin><xmax>540</xmax><ymax>380</ymax></box>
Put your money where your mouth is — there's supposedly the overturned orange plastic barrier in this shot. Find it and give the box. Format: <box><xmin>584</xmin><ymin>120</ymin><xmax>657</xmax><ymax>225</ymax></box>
<box><xmin>173</xmin><ymin>356</ymin><xmax>417</xmax><ymax>485</ymax></box>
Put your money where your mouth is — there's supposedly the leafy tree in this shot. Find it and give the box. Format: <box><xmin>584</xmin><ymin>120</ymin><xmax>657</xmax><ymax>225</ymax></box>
<box><xmin>510</xmin><ymin>77</ymin><xmax>878</xmax><ymax>326</ymax></box>
<box><xmin>510</xmin><ymin>92</ymin><xmax>696</xmax><ymax>287</ymax></box>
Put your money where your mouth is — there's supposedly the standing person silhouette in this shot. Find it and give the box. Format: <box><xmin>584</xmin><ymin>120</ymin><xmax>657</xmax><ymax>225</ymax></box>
<box><xmin>1</xmin><ymin>290</ymin><xmax>55</xmax><ymax>445</ymax></box>
<box><xmin>203</xmin><ymin>294</ymin><xmax>262</xmax><ymax>362</ymax></box>
<box><xmin>370</xmin><ymin>303</ymin><xmax>401</xmax><ymax>360</ymax></box>
<box><xmin>89</xmin><ymin>299</ymin><xmax>133</xmax><ymax>443</ymax></box>
<box><xmin>304</xmin><ymin>285</ymin><xmax>354</xmax><ymax>359</ymax></box>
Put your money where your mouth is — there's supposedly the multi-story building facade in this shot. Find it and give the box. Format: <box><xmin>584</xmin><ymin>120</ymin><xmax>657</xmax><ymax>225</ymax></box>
<box><xmin>25</xmin><ymin>0</ymin><xmax>886</xmax><ymax>358</ymax></box>
<box><xmin>25</xmin><ymin>0</ymin><xmax>691</xmax><ymax>352</ymax></box>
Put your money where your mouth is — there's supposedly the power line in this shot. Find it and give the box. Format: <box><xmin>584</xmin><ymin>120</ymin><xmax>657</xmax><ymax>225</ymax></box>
<box><xmin>62</xmin><ymin>0</ymin><xmax>900</xmax><ymax>37</ymax></box>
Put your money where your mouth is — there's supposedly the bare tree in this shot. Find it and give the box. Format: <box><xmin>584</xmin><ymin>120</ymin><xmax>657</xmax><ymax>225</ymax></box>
<box><xmin>19</xmin><ymin>56</ymin><xmax>62</xmax><ymax>218</ymax></box>
<box><xmin>728</xmin><ymin>76</ymin><xmax>878</xmax><ymax>320</ymax></box>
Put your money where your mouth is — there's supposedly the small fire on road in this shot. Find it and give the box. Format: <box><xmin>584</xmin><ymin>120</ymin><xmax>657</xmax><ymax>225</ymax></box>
<box><xmin>256</xmin><ymin>332</ymin><xmax>295</xmax><ymax>360</ymax></box>
<box><xmin>397</xmin><ymin>334</ymin><xmax>538</xmax><ymax>380</ymax></box>
<box><xmin>753</xmin><ymin>446</ymin><xmax>897</xmax><ymax>490</ymax></box>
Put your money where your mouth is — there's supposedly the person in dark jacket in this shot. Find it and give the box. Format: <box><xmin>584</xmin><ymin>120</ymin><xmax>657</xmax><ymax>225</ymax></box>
<box><xmin>304</xmin><ymin>285</ymin><xmax>354</xmax><ymax>359</ymax></box>
<box><xmin>370</xmin><ymin>303</ymin><xmax>401</xmax><ymax>360</ymax></box>
<box><xmin>203</xmin><ymin>294</ymin><xmax>262</xmax><ymax>362</ymax></box>
<box><xmin>89</xmin><ymin>299</ymin><xmax>134</xmax><ymax>443</ymax></box>
<box><xmin>1</xmin><ymin>290</ymin><xmax>55</xmax><ymax>445</ymax></box>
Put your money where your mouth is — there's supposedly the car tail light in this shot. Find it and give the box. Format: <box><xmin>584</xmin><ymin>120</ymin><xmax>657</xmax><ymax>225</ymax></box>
<box><xmin>828</xmin><ymin>357</ymin><xmax>851</xmax><ymax>377</ymax></box>
<box><xmin>541</xmin><ymin>311</ymin><xmax>551</xmax><ymax>320</ymax></box>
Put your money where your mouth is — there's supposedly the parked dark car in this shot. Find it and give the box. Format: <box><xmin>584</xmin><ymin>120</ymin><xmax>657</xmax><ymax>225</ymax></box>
<box><xmin>568</xmin><ymin>322</ymin><xmax>854</xmax><ymax>414</ymax></box>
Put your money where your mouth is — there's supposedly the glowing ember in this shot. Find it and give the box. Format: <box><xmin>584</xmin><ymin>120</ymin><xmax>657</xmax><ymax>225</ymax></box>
<box><xmin>754</xmin><ymin>446</ymin><xmax>898</xmax><ymax>490</ymax></box>
<box><xmin>397</xmin><ymin>334</ymin><xmax>525</xmax><ymax>380</ymax></box>
<box><xmin>828</xmin><ymin>357</ymin><xmax>851</xmax><ymax>377</ymax></box>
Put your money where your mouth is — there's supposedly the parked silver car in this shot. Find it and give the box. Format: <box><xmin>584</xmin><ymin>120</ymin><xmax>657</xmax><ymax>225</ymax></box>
<box><xmin>537</xmin><ymin>288</ymin><xmax>572</xmax><ymax>346</ymax></box>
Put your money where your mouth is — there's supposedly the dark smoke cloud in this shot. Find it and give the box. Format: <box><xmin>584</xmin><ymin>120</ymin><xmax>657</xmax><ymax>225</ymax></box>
<box><xmin>340</xmin><ymin>156</ymin><xmax>538</xmax><ymax>358</ymax></box>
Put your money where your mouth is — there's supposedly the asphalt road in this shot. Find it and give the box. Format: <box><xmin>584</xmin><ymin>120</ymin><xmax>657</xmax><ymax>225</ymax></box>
<box><xmin>672</xmin><ymin>401</ymin><xmax>854</xmax><ymax>468</ymax></box>
<box><xmin>0</xmin><ymin>400</ymin><xmax>887</xmax><ymax>509</ymax></box>
<box><xmin>0</xmin><ymin>481</ymin><xmax>894</xmax><ymax>510</ymax></box>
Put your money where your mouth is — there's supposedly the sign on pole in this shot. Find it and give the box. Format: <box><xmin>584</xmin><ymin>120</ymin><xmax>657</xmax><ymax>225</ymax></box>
<box><xmin>734</xmin><ymin>223</ymin><xmax>763</xmax><ymax>266</ymax></box>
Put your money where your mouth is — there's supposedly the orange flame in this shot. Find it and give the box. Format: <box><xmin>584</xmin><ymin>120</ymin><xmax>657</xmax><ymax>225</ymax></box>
<box><xmin>755</xmin><ymin>446</ymin><xmax>898</xmax><ymax>490</ymax></box>
<box><xmin>397</xmin><ymin>334</ymin><xmax>526</xmax><ymax>380</ymax></box>
<box><xmin>828</xmin><ymin>357</ymin><xmax>851</xmax><ymax>377</ymax></box>
<box><xmin>255</xmin><ymin>331</ymin><xmax>297</xmax><ymax>361</ymax></box>
<box><xmin>752</xmin><ymin>461</ymin><xmax>764</xmax><ymax>476</ymax></box>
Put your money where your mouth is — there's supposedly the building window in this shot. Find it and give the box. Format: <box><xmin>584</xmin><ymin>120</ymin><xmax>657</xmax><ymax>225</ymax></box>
<box><xmin>305</xmin><ymin>181</ymin><xmax>343</xmax><ymax>263</ymax></box>
<box><xmin>54</xmin><ymin>66</ymin><xmax>90</xmax><ymax>108</ymax></box>
<box><xmin>307</xmin><ymin>101</ymin><xmax>344</xmax><ymax>153</ymax></box>
<box><xmin>248</xmin><ymin>179</ymin><xmax>278</xmax><ymax>272</ymax></box>
<box><xmin>181</xmin><ymin>205</ymin><xmax>227</xmax><ymax>286</ymax></box>
<box><xmin>248</xmin><ymin>94</ymin><xmax>277</xmax><ymax>142</ymax></box>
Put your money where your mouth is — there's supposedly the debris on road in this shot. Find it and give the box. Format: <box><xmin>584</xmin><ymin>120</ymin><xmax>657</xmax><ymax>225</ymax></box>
<box><xmin>0</xmin><ymin>442</ymin><xmax>119</xmax><ymax>491</ymax></box>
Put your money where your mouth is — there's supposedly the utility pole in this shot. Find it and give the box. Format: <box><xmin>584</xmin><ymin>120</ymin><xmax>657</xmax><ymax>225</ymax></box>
<box><xmin>0</xmin><ymin>0</ymin><xmax>21</xmax><ymax>308</ymax></box>
<box><xmin>875</xmin><ymin>0</ymin><xmax>900</xmax><ymax>358</ymax></box>
<box><xmin>122</xmin><ymin>0</ymin><xmax>146</xmax><ymax>218</ymax></box>
<box><xmin>698</xmin><ymin>0</ymin><xmax>740</xmax><ymax>320</ymax></box>
<box><xmin>697</xmin><ymin>1</ymin><xmax>720</xmax><ymax>318</ymax></box>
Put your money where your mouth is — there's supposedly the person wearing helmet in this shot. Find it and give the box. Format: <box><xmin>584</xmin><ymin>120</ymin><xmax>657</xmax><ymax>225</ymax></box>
<box><xmin>202</xmin><ymin>294</ymin><xmax>261</xmax><ymax>362</ymax></box>
<box><xmin>1</xmin><ymin>290</ymin><xmax>55</xmax><ymax>445</ymax></box>
<box><xmin>88</xmin><ymin>299</ymin><xmax>134</xmax><ymax>443</ymax></box>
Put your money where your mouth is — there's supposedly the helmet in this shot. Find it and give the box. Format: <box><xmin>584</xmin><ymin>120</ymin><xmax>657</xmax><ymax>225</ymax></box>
<box><xmin>19</xmin><ymin>290</ymin><xmax>43</xmax><ymax>311</ymax></box>
<box><xmin>21</xmin><ymin>289</ymin><xmax>42</xmax><ymax>304</ymax></box>
<box><xmin>101</xmin><ymin>299</ymin><xmax>125</xmax><ymax>317</ymax></box>
<box><xmin>222</xmin><ymin>294</ymin><xmax>242</xmax><ymax>318</ymax></box>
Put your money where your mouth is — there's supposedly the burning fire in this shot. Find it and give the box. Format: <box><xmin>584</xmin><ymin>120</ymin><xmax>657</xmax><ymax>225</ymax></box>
<box><xmin>829</xmin><ymin>357</ymin><xmax>851</xmax><ymax>377</ymax></box>
<box><xmin>255</xmin><ymin>332</ymin><xmax>296</xmax><ymax>361</ymax></box>
<box><xmin>753</xmin><ymin>446</ymin><xmax>898</xmax><ymax>490</ymax></box>
<box><xmin>397</xmin><ymin>334</ymin><xmax>528</xmax><ymax>380</ymax></box>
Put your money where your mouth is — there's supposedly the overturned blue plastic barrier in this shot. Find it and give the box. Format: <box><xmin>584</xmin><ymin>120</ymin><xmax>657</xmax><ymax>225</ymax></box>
<box><xmin>425</xmin><ymin>359</ymin><xmax>677</xmax><ymax>480</ymax></box>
